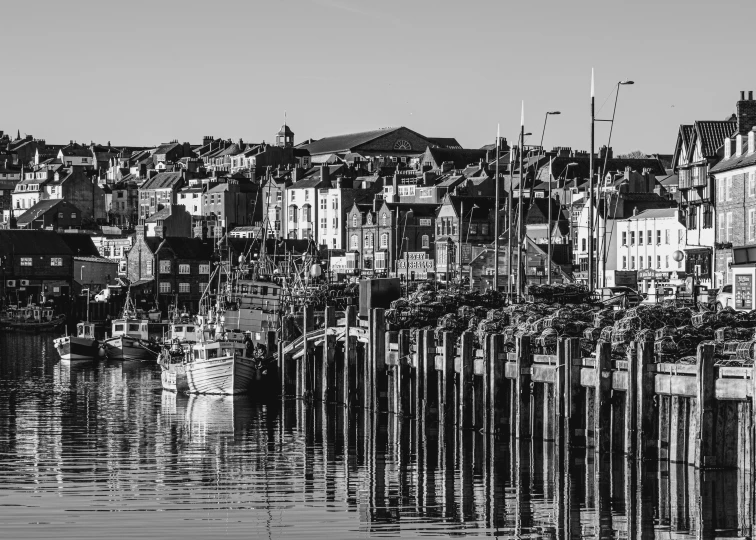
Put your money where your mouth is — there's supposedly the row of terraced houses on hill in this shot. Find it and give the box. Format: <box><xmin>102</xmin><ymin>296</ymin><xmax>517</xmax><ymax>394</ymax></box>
<box><xmin>0</xmin><ymin>91</ymin><xmax>755</xmax><ymax>311</ymax></box>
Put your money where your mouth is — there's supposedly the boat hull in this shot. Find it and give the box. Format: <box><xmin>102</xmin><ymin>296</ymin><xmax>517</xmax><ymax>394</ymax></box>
<box><xmin>54</xmin><ymin>336</ymin><xmax>98</xmax><ymax>361</ymax></box>
<box><xmin>185</xmin><ymin>355</ymin><xmax>258</xmax><ymax>395</ymax></box>
<box><xmin>161</xmin><ymin>363</ymin><xmax>189</xmax><ymax>393</ymax></box>
<box><xmin>102</xmin><ymin>335</ymin><xmax>157</xmax><ymax>360</ymax></box>
<box><xmin>2</xmin><ymin>316</ymin><xmax>66</xmax><ymax>333</ymax></box>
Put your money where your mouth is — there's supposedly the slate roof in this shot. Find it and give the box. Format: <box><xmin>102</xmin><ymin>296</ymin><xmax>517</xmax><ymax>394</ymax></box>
<box><xmin>709</xmin><ymin>149</ymin><xmax>756</xmax><ymax>174</ymax></box>
<box><xmin>157</xmin><ymin>237</ymin><xmax>215</xmax><ymax>260</ymax></box>
<box><xmin>16</xmin><ymin>199</ymin><xmax>72</xmax><ymax>225</ymax></box>
<box><xmin>427</xmin><ymin>137</ymin><xmax>462</xmax><ymax>149</ymax></box>
<box><xmin>300</xmin><ymin>128</ymin><xmax>403</xmax><ymax>155</ymax></box>
<box><xmin>140</xmin><ymin>172</ymin><xmax>183</xmax><ymax>190</ymax></box>
<box><xmin>427</xmin><ymin>147</ymin><xmax>488</xmax><ymax>169</ymax></box>
<box><xmin>0</xmin><ymin>230</ymin><xmax>73</xmax><ymax>255</ymax></box>
<box><xmin>626</xmin><ymin>208</ymin><xmax>677</xmax><ymax>220</ymax></box>
<box><xmin>59</xmin><ymin>143</ymin><xmax>90</xmax><ymax>157</ymax></box>
<box><xmin>59</xmin><ymin>234</ymin><xmax>100</xmax><ymax>256</ymax></box>
<box><xmin>144</xmin><ymin>207</ymin><xmax>171</xmax><ymax>222</ymax></box>
<box><xmin>695</xmin><ymin>120</ymin><xmax>736</xmax><ymax>158</ymax></box>
<box><xmin>74</xmin><ymin>255</ymin><xmax>117</xmax><ymax>264</ymax></box>
<box><xmin>154</xmin><ymin>142</ymin><xmax>180</xmax><ymax>155</ymax></box>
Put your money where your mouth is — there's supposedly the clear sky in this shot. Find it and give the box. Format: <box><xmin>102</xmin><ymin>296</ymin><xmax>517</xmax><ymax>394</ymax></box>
<box><xmin>3</xmin><ymin>0</ymin><xmax>754</xmax><ymax>155</ymax></box>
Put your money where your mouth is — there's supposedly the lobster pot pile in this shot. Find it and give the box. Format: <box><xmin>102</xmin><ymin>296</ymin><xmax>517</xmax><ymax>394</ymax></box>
<box><xmin>527</xmin><ymin>284</ymin><xmax>593</xmax><ymax>304</ymax></box>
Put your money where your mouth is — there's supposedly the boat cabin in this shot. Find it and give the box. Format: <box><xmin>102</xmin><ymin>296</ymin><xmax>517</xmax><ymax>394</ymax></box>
<box><xmin>111</xmin><ymin>318</ymin><xmax>149</xmax><ymax>340</ymax></box>
<box><xmin>77</xmin><ymin>322</ymin><xmax>96</xmax><ymax>338</ymax></box>
<box><xmin>191</xmin><ymin>340</ymin><xmax>246</xmax><ymax>361</ymax></box>
<box><xmin>170</xmin><ymin>322</ymin><xmax>201</xmax><ymax>343</ymax></box>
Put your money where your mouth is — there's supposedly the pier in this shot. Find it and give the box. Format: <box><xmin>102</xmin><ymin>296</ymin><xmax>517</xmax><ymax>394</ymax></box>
<box><xmin>280</xmin><ymin>305</ymin><xmax>756</xmax><ymax>471</ymax></box>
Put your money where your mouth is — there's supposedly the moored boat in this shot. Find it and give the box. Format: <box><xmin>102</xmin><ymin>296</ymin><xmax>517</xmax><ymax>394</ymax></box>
<box><xmin>54</xmin><ymin>322</ymin><xmax>98</xmax><ymax>361</ymax></box>
<box><xmin>99</xmin><ymin>288</ymin><xmax>159</xmax><ymax>360</ymax></box>
<box><xmin>1</xmin><ymin>304</ymin><xmax>65</xmax><ymax>332</ymax></box>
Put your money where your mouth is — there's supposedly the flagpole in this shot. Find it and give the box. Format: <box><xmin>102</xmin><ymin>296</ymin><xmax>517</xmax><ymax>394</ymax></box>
<box><xmin>493</xmin><ymin>125</ymin><xmax>500</xmax><ymax>292</ymax></box>
<box><xmin>507</xmin><ymin>144</ymin><xmax>514</xmax><ymax>301</ymax></box>
<box><xmin>517</xmin><ymin>101</ymin><xmax>525</xmax><ymax>302</ymax></box>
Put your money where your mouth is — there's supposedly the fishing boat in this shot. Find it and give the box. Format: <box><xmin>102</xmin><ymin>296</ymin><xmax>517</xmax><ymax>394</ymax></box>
<box><xmin>100</xmin><ymin>288</ymin><xmax>159</xmax><ymax>360</ymax></box>
<box><xmin>53</xmin><ymin>321</ymin><xmax>98</xmax><ymax>361</ymax></box>
<box><xmin>0</xmin><ymin>304</ymin><xmax>66</xmax><ymax>332</ymax></box>
<box><xmin>159</xmin><ymin>336</ymin><xmax>266</xmax><ymax>395</ymax></box>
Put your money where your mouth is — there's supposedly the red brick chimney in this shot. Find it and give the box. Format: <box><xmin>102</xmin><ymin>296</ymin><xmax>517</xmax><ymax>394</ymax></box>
<box><xmin>736</xmin><ymin>90</ymin><xmax>756</xmax><ymax>134</ymax></box>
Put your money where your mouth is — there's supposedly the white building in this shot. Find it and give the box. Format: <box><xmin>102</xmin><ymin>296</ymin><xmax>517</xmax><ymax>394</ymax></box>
<box><xmin>616</xmin><ymin>208</ymin><xmax>690</xmax><ymax>292</ymax></box>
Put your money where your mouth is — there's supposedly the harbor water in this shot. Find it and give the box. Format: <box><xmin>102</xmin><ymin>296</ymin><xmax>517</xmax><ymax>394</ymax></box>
<box><xmin>0</xmin><ymin>334</ymin><xmax>751</xmax><ymax>539</ymax></box>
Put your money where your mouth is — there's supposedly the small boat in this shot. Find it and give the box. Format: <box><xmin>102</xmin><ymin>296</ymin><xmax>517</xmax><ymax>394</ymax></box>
<box><xmin>159</xmin><ymin>333</ymin><xmax>271</xmax><ymax>395</ymax></box>
<box><xmin>100</xmin><ymin>288</ymin><xmax>159</xmax><ymax>360</ymax></box>
<box><xmin>53</xmin><ymin>322</ymin><xmax>98</xmax><ymax>361</ymax></box>
<box><xmin>0</xmin><ymin>304</ymin><xmax>66</xmax><ymax>332</ymax></box>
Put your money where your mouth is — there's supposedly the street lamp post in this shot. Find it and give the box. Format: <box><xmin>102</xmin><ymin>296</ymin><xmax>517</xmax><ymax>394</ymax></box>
<box><xmin>540</xmin><ymin>111</ymin><xmax>561</xmax><ymax>150</ymax></box>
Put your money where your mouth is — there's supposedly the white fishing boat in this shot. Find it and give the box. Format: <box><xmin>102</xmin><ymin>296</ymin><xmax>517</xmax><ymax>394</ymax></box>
<box><xmin>54</xmin><ymin>322</ymin><xmax>98</xmax><ymax>361</ymax></box>
<box><xmin>100</xmin><ymin>288</ymin><xmax>159</xmax><ymax>360</ymax></box>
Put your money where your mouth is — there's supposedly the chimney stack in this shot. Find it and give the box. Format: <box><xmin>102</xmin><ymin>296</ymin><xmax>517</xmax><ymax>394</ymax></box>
<box><xmin>737</xmin><ymin>91</ymin><xmax>756</xmax><ymax>134</ymax></box>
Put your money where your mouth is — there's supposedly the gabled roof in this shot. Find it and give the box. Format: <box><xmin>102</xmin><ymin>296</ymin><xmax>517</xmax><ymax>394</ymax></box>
<box><xmin>426</xmin><ymin>147</ymin><xmax>488</xmax><ymax>169</ymax></box>
<box><xmin>16</xmin><ymin>199</ymin><xmax>71</xmax><ymax>224</ymax></box>
<box><xmin>627</xmin><ymin>208</ymin><xmax>677</xmax><ymax>220</ymax></box>
<box><xmin>59</xmin><ymin>143</ymin><xmax>90</xmax><ymax>157</ymax></box>
<box><xmin>154</xmin><ymin>142</ymin><xmax>180</xmax><ymax>155</ymax></box>
<box><xmin>144</xmin><ymin>207</ymin><xmax>172</xmax><ymax>222</ymax></box>
<box><xmin>427</xmin><ymin>137</ymin><xmax>462</xmax><ymax>149</ymax></box>
<box><xmin>694</xmin><ymin>120</ymin><xmax>736</xmax><ymax>158</ymax></box>
<box><xmin>59</xmin><ymin>234</ymin><xmax>100</xmax><ymax>256</ymax></box>
<box><xmin>140</xmin><ymin>172</ymin><xmax>183</xmax><ymax>190</ymax></box>
<box><xmin>299</xmin><ymin>128</ymin><xmax>399</xmax><ymax>155</ymax></box>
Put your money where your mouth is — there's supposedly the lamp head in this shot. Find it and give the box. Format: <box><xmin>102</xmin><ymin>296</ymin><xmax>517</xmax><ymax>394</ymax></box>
<box><xmin>547</xmin><ymin>111</ymin><xmax>561</xmax><ymax>115</ymax></box>
<box><xmin>619</xmin><ymin>80</ymin><xmax>634</xmax><ymax>85</ymax></box>
<box><xmin>567</xmin><ymin>162</ymin><xmax>578</xmax><ymax>167</ymax></box>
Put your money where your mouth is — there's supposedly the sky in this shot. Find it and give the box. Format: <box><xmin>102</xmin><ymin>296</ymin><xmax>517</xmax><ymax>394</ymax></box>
<box><xmin>3</xmin><ymin>0</ymin><xmax>755</xmax><ymax>155</ymax></box>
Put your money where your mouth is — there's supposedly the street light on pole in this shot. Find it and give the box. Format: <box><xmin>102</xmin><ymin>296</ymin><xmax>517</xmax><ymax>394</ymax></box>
<box><xmin>540</xmin><ymin>111</ymin><xmax>561</xmax><ymax>150</ymax></box>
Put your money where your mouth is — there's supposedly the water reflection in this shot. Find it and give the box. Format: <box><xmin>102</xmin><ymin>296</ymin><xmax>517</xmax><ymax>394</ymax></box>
<box><xmin>0</xmin><ymin>335</ymin><xmax>752</xmax><ymax>539</ymax></box>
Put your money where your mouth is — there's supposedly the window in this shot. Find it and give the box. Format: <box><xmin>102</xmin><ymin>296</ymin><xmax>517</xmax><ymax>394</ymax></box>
<box><xmin>199</xmin><ymin>282</ymin><xmax>208</xmax><ymax>292</ymax></box>
<box><xmin>159</xmin><ymin>260</ymin><xmax>171</xmax><ymax>273</ymax></box>
<box><xmin>332</xmin><ymin>218</ymin><xmax>337</xmax><ymax>229</ymax></box>
<box><xmin>320</xmin><ymin>217</ymin><xmax>327</xmax><ymax>229</ymax></box>
<box><xmin>452</xmin><ymin>222</ymin><xmax>458</xmax><ymax>236</ymax></box>
<box><xmin>179</xmin><ymin>264</ymin><xmax>190</xmax><ymax>274</ymax></box>
<box><xmin>288</xmin><ymin>205</ymin><xmax>297</xmax><ymax>223</ymax></box>
<box><xmin>750</xmin><ymin>209</ymin><xmax>756</xmax><ymax>242</ymax></box>
<box><xmin>665</xmin><ymin>255</ymin><xmax>669</xmax><ymax>268</ymax></box>
<box><xmin>622</xmin><ymin>255</ymin><xmax>627</xmax><ymax>269</ymax></box>
<box><xmin>332</xmin><ymin>199</ymin><xmax>338</xmax><ymax>210</ymax></box>
<box><xmin>481</xmin><ymin>223</ymin><xmax>489</xmax><ymax>235</ymax></box>
<box><xmin>320</xmin><ymin>199</ymin><xmax>327</xmax><ymax>210</ymax></box>
<box><xmin>718</xmin><ymin>214</ymin><xmax>725</xmax><ymax>242</ymax></box>
<box><xmin>656</xmin><ymin>230</ymin><xmax>661</xmax><ymax>245</ymax></box>
<box><xmin>665</xmin><ymin>229</ymin><xmax>670</xmax><ymax>244</ymax></box>
<box><xmin>639</xmin><ymin>256</ymin><xmax>644</xmax><ymax>269</ymax></box>
<box><xmin>146</xmin><ymin>261</ymin><xmax>153</xmax><ymax>275</ymax></box>
<box><xmin>159</xmin><ymin>282</ymin><xmax>171</xmax><ymax>293</ymax></box>
<box><xmin>352</xmin><ymin>215</ymin><xmax>359</xmax><ymax>227</ymax></box>
<box><xmin>291</xmin><ymin>191</ymin><xmax>296</xmax><ymax>201</ymax></box>
<box><xmin>727</xmin><ymin>211</ymin><xmax>733</xmax><ymax>242</ymax></box>
<box><xmin>381</xmin><ymin>213</ymin><xmax>388</xmax><ymax>226</ymax></box>
<box><xmin>726</xmin><ymin>177</ymin><xmax>732</xmax><ymax>201</ymax></box>
<box><xmin>304</xmin><ymin>191</ymin><xmax>309</xmax><ymax>201</ymax></box>
<box><xmin>58</xmin><ymin>212</ymin><xmax>64</xmax><ymax>219</ymax></box>
<box><xmin>647</xmin><ymin>230</ymin><xmax>652</xmax><ymax>244</ymax></box>
<box><xmin>350</xmin><ymin>235</ymin><xmax>358</xmax><ymax>250</ymax></box>
<box><xmin>750</xmin><ymin>173</ymin><xmax>756</xmax><ymax>197</ymax></box>
<box><xmin>422</xmin><ymin>235</ymin><xmax>429</xmax><ymax>249</ymax></box>
<box><xmin>703</xmin><ymin>204</ymin><xmax>713</xmax><ymax>229</ymax></box>
<box><xmin>301</xmin><ymin>204</ymin><xmax>311</xmax><ymax>223</ymax></box>
<box><xmin>622</xmin><ymin>231</ymin><xmax>627</xmax><ymax>246</ymax></box>
<box><xmin>179</xmin><ymin>283</ymin><xmax>190</xmax><ymax>293</ymax></box>
<box><xmin>581</xmin><ymin>238</ymin><xmax>586</xmax><ymax>251</ymax></box>
<box><xmin>678</xmin><ymin>229</ymin><xmax>683</xmax><ymax>245</ymax></box>
<box><xmin>380</xmin><ymin>233</ymin><xmax>388</xmax><ymax>248</ymax></box>
<box><xmin>20</xmin><ymin>257</ymin><xmax>32</xmax><ymax>266</ymax></box>
<box><xmin>648</xmin><ymin>256</ymin><xmax>652</xmax><ymax>269</ymax></box>
<box><xmin>199</xmin><ymin>264</ymin><xmax>210</xmax><ymax>274</ymax></box>
<box><xmin>657</xmin><ymin>255</ymin><xmax>661</xmax><ymax>269</ymax></box>
<box><xmin>687</xmin><ymin>209</ymin><xmax>697</xmax><ymax>230</ymax></box>
<box><xmin>630</xmin><ymin>231</ymin><xmax>635</xmax><ymax>245</ymax></box>
<box><xmin>631</xmin><ymin>256</ymin><xmax>635</xmax><ymax>269</ymax></box>
<box><xmin>71</xmin><ymin>212</ymin><xmax>77</xmax><ymax>219</ymax></box>
<box><xmin>639</xmin><ymin>230</ymin><xmax>644</xmax><ymax>245</ymax></box>
<box><xmin>50</xmin><ymin>257</ymin><xmax>62</xmax><ymax>267</ymax></box>
<box><xmin>364</xmin><ymin>233</ymin><xmax>373</xmax><ymax>248</ymax></box>
<box><xmin>469</xmin><ymin>223</ymin><xmax>478</xmax><ymax>235</ymax></box>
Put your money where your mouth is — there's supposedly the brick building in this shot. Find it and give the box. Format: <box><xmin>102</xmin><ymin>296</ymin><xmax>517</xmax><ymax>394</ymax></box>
<box><xmin>138</xmin><ymin>171</ymin><xmax>185</xmax><ymax>219</ymax></box>
<box><xmin>15</xmin><ymin>199</ymin><xmax>82</xmax><ymax>230</ymax></box>
<box><xmin>710</xmin><ymin>91</ymin><xmax>756</xmax><ymax>286</ymax></box>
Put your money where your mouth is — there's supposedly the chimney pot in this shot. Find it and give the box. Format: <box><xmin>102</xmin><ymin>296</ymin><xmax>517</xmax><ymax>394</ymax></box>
<box><xmin>750</xmin><ymin>91</ymin><xmax>754</xmax><ymax>100</ymax></box>
<box><xmin>742</xmin><ymin>91</ymin><xmax>746</xmax><ymax>100</ymax></box>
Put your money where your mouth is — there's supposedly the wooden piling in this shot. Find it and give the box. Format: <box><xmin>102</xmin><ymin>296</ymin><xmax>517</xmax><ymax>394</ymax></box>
<box><xmin>594</xmin><ymin>341</ymin><xmax>612</xmax><ymax>453</ymax></box>
<box><xmin>488</xmin><ymin>334</ymin><xmax>506</xmax><ymax>434</ymax></box>
<box><xmin>320</xmin><ymin>306</ymin><xmax>336</xmax><ymax>403</ymax></box>
<box><xmin>414</xmin><ymin>328</ymin><xmax>426</xmax><ymax>419</ymax></box>
<box><xmin>694</xmin><ymin>342</ymin><xmax>716</xmax><ymax>469</ymax></box>
<box><xmin>421</xmin><ymin>330</ymin><xmax>437</xmax><ymax>419</ymax></box>
<box><xmin>340</xmin><ymin>306</ymin><xmax>357</xmax><ymax>407</ymax></box>
<box><xmin>297</xmin><ymin>305</ymin><xmax>315</xmax><ymax>399</ymax></box>
<box><xmin>624</xmin><ymin>342</ymin><xmax>637</xmax><ymax>457</ymax></box>
<box><xmin>458</xmin><ymin>331</ymin><xmax>474</xmax><ymax>430</ymax></box>
<box><xmin>565</xmin><ymin>337</ymin><xmax>584</xmax><ymax>447</ymax></box>
<box><xmin>438</xmin><ymin>331</ymin><xmax>455</xmax><ymax>425</ymax></box>
<box><xmin>400</xmin><ymin>330</ymin><xmax>414</xmax><ymax>416</ymax></box>
<box><xmin>369</xmin><ymin>308</ymin><xmax>386</xmax><ymax>411</ymax></box>
<box><xmin>636</xmin><ymin>339</ymin><xmax>656</xmax><ymax>460</ymax></box>
<box><xmin>515</xmin><ymin>334</ymin><xmax>532</xmax><ymax>440</ymax></box>
<box><xmin>386</xmin><ymin>330</ymin><xmax>400</xmax><ymax>415</ymax></box>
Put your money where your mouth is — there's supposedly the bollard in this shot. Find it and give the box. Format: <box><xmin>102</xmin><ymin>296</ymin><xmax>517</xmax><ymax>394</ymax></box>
<box><xmin>636</xmin><ymin>339</ymin><xmax>656</xmax><ymax>460</ymax></box>
<box><xmin>594</xmin><ymin>341</ymin><xmax>612</xmax><ymax>453</ymax></box>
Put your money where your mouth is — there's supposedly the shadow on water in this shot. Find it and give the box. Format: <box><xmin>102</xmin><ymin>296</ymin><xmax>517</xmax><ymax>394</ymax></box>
<box><xmin>0</xmin><ymin>335</ymin><xmax>752</xmax><ymax>539</ymax></box>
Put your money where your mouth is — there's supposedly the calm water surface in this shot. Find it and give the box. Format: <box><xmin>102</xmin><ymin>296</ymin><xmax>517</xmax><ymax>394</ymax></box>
<box><xmin>0</xmin><ymin>335</ymin><xmax>752</xmax><ymax>539</ymax></box>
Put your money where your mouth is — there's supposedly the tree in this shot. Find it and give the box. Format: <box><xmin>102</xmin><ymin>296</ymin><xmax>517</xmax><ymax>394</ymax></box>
<box><xmin>616</xmin><ymin>150</ymin><xmax>647</xmax><ymax>159</ymax></box>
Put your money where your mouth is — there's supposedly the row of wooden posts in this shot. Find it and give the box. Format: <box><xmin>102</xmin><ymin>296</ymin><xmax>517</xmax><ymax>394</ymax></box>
<box><xmin>278</xmin><ymin>306</ymin><xmax>755</xmax><ymax>470</ymax></box>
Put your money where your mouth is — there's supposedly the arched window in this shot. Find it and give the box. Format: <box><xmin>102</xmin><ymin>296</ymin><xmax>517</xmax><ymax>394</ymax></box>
<box><xmin>381</xmin><ymin>213</ymin><xmax>388</xmax><ymax>226</ymax></box>
<box><xmin>288</xmin><ymin>204</ymin><xmax>298</xmax><ymax>223</ymax></box>
<box><xmin>380</xmin><ymin>233</ymin><xmax>388</xmax><ymax>248</ymax></box>
<box><xmin>422</xmin><ymin>235</ymin><xmax>429</xmax><ymax>249</ymax></box>
<box><xmin>350</xmin><ymin>235</ymin><xmax>358</xmax><ymax>250</ymax></box>
<box><xmin>301</xmin><ymin>204</ymin><xmax>311</xmax><ymax>223</ymax></box>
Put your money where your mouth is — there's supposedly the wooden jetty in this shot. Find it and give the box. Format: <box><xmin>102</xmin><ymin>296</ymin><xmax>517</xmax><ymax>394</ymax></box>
<box><xmin>279</xmin><ymin>306</ymin><xmax>756</xmax><ymax>471</ymax></box>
